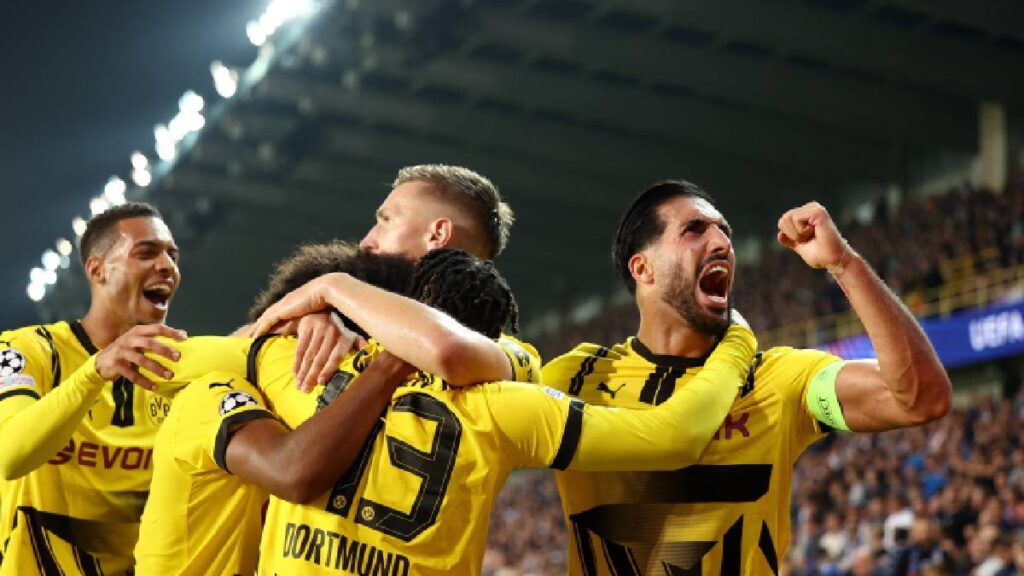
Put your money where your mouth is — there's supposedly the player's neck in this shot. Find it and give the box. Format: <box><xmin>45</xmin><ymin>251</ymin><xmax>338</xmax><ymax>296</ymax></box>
<box><xmin>80</xmin><ymin>307</ymin><xmax>132</xmax><ymax>349</ymax></box>
<box><xmin>635</xmin><ymin>314</ymin><xmax>716</xmax><ymax>358</ymax></box>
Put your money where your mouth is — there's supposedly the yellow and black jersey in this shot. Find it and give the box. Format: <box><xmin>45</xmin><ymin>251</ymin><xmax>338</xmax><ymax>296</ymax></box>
<box><xmin>257</xmin><ymin>327</ymin><xmax>756</xmax><ymax>576</ymax></box>
<box><xmin>0</xmin><ymin>321</ymin><xmax>170</xmax><ymax>575</ymax></box>
<box><xmin>134</xmin><ymin>332</ymin><xmax>540</xmax><ymax>574</ymax></box>
<box><xmin>542</xmin><ymin>338</ymin><xmax>840</xmax><ymax>576</ymax></box>
<box><xmin>157</xmin><ymin>332</ymin><xmax>540</xmax><ymax>428</ymax></box>
<box><xmin>135</xmin><ymin>371</ymin><xmax>275</xmax><ymax>576</ymax></box>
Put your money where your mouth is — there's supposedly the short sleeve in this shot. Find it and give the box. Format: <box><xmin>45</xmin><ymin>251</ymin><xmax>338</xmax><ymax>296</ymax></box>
<box><xmin>482</xmin><ymin>382</ymin><xmax>575</xmax><ymax>469</ymax></box>
<box><xmin>170</xmin><ymin>371</ymin><xmax>275</xmax><ymax>474</ymax></box>
<box><xmin>498</xmin><ymin>334</ymin><xmax>542</xmax><ymax>384</ymax></box>
<box><xmin>0</xmin><ymin>327</ymin><xmax>56</xmax><ymax>403</ymax></box>
<box><xmin>759</xmin><ymin>347</ymin><xmax>844</xmax><ymax>446</ymax></box>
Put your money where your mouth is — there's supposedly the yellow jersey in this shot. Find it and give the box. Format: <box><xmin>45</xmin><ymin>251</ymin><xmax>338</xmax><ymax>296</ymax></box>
<box><xmin>0</xmin><ymin>321</ymin><xmax>170</xmax><ymax>575</ymax></box>
<box><xmin>257</xmin><ymin>327</ymin><xmax>756</xmax><ymax>576</ymax></box>
<box><xmin>134</xmin><ymin>332</ymin><xmax>541</xmax><ymax>574</ymax></box>
<box><xmin>542</xmin><ymin>338</ymin><xmax>840</xmax><ymax>575</ymax></box>
<box><xmin>134</xmin><ymin>371</ymin><xmax>275</xmax><ymax>576</ymax></box>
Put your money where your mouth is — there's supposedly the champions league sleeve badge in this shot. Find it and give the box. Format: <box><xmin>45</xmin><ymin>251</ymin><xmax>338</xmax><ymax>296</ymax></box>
<box><xmin>0</xmin><ymin>347</ymin><xmax>35</xmax><ymax>391</ymax></box>
<box><xmin>219</xmin><ymin>391</ymin><xmax>259</xmax><ymax>416</ymax></box>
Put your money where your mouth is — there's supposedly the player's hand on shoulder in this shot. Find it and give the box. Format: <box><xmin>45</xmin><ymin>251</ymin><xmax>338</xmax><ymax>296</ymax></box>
<box><xmin>94</xmin><ymin>324</ymin><xmax>187</xmax><ymax>391</ymax></box>
<box><xmin>293</xmin><ymin>312</ymin><xmax>366</xmax><ymax>393</ymax></box>
<box><xmin>248</xmin><ymin>273</ymin><xmax>345</xmax><ymax>338</ymax></box>
<box><xmin>776</xmin><ymin>202</ymin><xmax>851</xmax><ymax>271</ymax></box>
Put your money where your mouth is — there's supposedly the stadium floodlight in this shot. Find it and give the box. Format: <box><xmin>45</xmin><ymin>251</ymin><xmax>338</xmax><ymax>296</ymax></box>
<box><xmin>42</xmin><ymin>250</ymin><xmax>60</xmax><ymax>271</ymax></box>
<box><xmin>246</xmin><ymin>20</ymin><xmax>267</xmax><ymax>46</ymax></box>
<box><xmin>90</xmin><ymin>197</ymin><xmax>110</xmax><ymax>217</ymax></box>
<box><xmin>168</xmin><ymin>114</ymin><xmax>190</xmax><ymax>141</ymax></box>
<box><xmin>72</xmin><ymin>216</ymin><xmax>87</xmax><ymax>237</ymax></box>
<box><xmin>103</xmin><ymin>176</ymin><xmax>127</xmax><ymax>205</ymax></box>
<box><xmin>27</xmin><ymin>283</ymin><xmax>45</xmax><ymax>302</ymax></box>
<box><xmin>179</xmin><ymin>90</ymin><xmax>204</xmax><ymax>114</ymax></box>
<box><xmin>132</xmin><ymin>167</ymin><xmax>152</xmax><ymax>187</ymax></box>
<box><xmin>155</xmin><ymin>141</ymin><xmax>176</xmax><ymax>162</ymax></box>
<box><xmin>131</xmin><ymin>151</ymin><xmax>149</xmax><ymax>171</ymax></box>
<box><xmin>56</xmin><ymin>238</ymin><xmax>73</xmax><ymax>257</ymax></box>
<box><xmin>210</xmin><ymin>61</ymin><xmax>238</xmax><ymax>98</ymax></box>
<box><xmin>154</xmin><ymin>124</ymin><xmax>177</xmax><ymax>161</ymax></box>
<box><xmin>186</xmin><ymin>111</ymin><xmax>205</xmax><ymax>132</ymax></box>
<box><xmin>30</xmin><ymin>267</ymin><xmax>46</xmax><ymax>285</ymax></box>
<box><xmin>247</xmin><ymin>0</ymin><xmax>316</xmax><ymax>46</ymax></box>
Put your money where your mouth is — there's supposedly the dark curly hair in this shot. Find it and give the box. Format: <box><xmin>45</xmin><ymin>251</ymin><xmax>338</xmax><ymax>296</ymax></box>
<box><xmin>408</xmin><ymin>248</ymin><xmax>519</xmax><ymax>340</ymax></box>
<box><xmin>248</xmin><ymin>241</ymin><xmax>415</xmax><ymax>323</ymax></box>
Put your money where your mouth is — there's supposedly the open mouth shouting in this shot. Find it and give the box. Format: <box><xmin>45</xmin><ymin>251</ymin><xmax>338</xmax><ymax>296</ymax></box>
<box><xmin>696</xmin><ymin>259</ymin><xmax>732</xmax><ymax>314</ymax></box>
<box><xmin>142</xmin><ymin>282</ymin><xmax>174</xmax><ymax>313</ymax></box>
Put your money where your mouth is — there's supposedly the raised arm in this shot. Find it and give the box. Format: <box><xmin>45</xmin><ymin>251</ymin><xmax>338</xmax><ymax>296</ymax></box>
<box><xmin>494</xmin><ymin>324</ymin><xmax>756</xmax><ymax>471</ymax></box>
<box><xmin>776</xmin><ymin>202</ymin><xmax>951</xmax><ymax>432</ymax></box>
<box><xmin>223</xmin><ymin>351</ymin><xmax>414</xmax><ymax>503</ymax></box>
<box><xmin>248</xmin><ymin>273</ymin><xmax>512</xmax><ymax>386</ymax></box>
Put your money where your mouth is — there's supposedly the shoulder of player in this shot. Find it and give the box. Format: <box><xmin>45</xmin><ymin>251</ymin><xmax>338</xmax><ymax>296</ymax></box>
<box><xmin>542</xmin><ymin>340</ymin><xmax>629</xmax><ymax>371</ymax></box>
<box><xmin>177</xmin><ymin>373</ymin><xmax>262</xmax><ymax>404</ymax></box>
<box><xmin>0</xmin><ymin>321</ymin><xmax>65</xmax><ymax>350</ymax></box>
<box><xmin>748</xmin><ymin>346</ymin><xmax>841</xmax><ymax>386</ymax></box>
<box><xmin>756</xmin><ymin>345</ymin><xmax>830</xmax><ymax>366</ymax></box>
<box><xmin>498</xmin><ymin>333</ymin><xmax>540</xmax><ymax>356</ymax></box>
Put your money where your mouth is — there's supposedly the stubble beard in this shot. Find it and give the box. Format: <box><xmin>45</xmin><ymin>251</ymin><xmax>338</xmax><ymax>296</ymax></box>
<box><xmin>661</xmin><ymin>266</ymin><xmax>732</xmax><ymax>339</ymax></box>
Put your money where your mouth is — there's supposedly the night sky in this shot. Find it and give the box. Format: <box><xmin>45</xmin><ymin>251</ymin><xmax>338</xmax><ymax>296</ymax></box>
<box><xmin>0</xmin><ymin>1</ymin><xmax>261</xmax><ymax>328</ymax></box>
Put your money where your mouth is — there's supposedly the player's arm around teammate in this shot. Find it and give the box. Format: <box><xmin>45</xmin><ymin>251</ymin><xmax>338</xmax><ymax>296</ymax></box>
<box><xmin>223</xmin><ymin>350</ymin><xmax>413</xmax><ymax>503</ymax></box>
<box><xmin>249</xmin><ymin>270</ymin><xmax>515</xmax><ymax>387</ymax></box>
<box><xmin>776</xmin><ymin>202</ymin><xmax>951</xmax><ymax>432</ymax></box>
<box><xmin>494</xmin><ymin>323</ymin><xmax>756</xmax><ymax>472</ymax></box>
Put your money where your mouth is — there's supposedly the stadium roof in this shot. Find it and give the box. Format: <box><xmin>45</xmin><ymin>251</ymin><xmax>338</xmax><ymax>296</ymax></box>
<box><xmin>34</xmin><ymin>0</ymin><xmax>1024</xmax><ymax>335</ymax></box>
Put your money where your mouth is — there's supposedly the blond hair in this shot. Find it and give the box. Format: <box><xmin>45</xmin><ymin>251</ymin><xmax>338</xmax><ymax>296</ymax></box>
<box><xmin>394</xmin><ymin>164</ymin><xmax>514</xmax><ymax>258</ymax></box>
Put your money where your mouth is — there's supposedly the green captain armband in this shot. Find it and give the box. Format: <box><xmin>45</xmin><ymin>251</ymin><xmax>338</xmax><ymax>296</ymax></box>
<box><xmin>806</xmin><ymin>362</ymin><xmax>850</xmax><ymax>432</ymax></box>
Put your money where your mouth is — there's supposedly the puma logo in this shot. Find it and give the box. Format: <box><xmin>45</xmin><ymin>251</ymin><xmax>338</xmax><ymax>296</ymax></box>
<box><xmin>208</xmin><ymin>380</ymin><xmax>234</xmax><ymax>390</ymax></box>
<box><xmin>596</xmin><ymin>382</ymin><xmax>626</xmax><ymax>398</ymax></box>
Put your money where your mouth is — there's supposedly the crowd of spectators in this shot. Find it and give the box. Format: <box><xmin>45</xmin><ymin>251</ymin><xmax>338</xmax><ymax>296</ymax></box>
<box><xmin>785</xmin><ymin>387</ymin><xmax>1024</xmax><ymax>576</ymax></box>
<box><xmin>737</xmin><ymin>179</ymin><xmax>1024</xmax><ymax>336</ymax></box>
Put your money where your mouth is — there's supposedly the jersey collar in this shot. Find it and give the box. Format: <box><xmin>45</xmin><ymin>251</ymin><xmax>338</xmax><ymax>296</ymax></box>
<box><xmin>630</xmin><ymin>337</ymin><xmax>709</xmax><ymax>370</ymax></box>
<box><xmin>69</xmin><ymin>320</ymin><xmax>100</xmax><ymax>355</ymax></box>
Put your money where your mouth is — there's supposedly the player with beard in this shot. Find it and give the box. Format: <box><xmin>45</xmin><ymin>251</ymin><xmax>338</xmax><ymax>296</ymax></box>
<box><xmin>541</xmin><ymin>180</ymin><xmax>951</xmax><ymax>575</ymax></box>
<box><xmin>0</xmin><ymin>203</ymin><xmax>187</xmax><ymax>575</ymax></box>
<box><xmin>254</xmin><ymin>248</ymin><xmax>758</xmax><ymax>576</ymax></box>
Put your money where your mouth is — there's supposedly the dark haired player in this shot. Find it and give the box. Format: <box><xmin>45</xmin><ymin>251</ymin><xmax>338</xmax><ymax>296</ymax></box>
<box><xmin>0</xmin><ymin>203</ymin><xmax>186</xmax><ymax>575</ymax></box>
<box><xmin>134</xmin><ymin>245</ymin><xmax>537</xmax><ymax>575</ymax></box>
<box><xmin>253</xmin><ymin>249</ymin><xmax>757</xmax><ymax>575</ymax></box>
<box><xmin>542</xmin><ymin>181</ymin><xmax>952</xmax><ymax>574</ymax></box>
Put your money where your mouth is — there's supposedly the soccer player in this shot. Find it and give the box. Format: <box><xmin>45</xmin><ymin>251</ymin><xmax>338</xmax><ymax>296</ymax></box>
<box><xmin>542</xmin><ymin>181</ymin><xmax>952</xmax><ymax>574</ymax></box>
<box><xmin>289</xmin><ymin>163</ymin><xmax>536</xmax><ymax>390</ymax></box>
<box><xmin>0</xmin><ymin>203</ymin><xmax>187</xmax><ymax>575</ymax></box>
<box><xmin>255</xmin><ymin>248</ymin><xmax>758</xmax><ymax>576</ymax></box>
<box><xmin>134</xmin><ymin>245</ymin><xmax>536</xmax><ymax>575</ymax></box>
